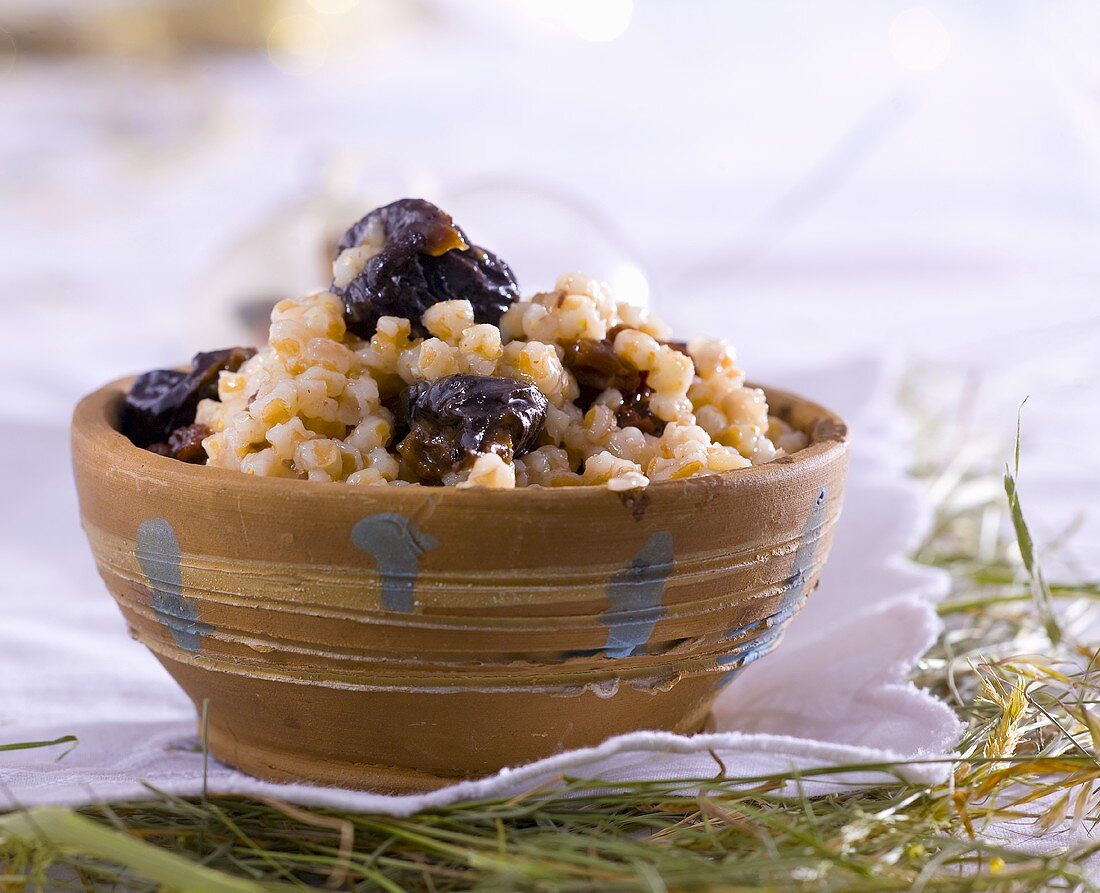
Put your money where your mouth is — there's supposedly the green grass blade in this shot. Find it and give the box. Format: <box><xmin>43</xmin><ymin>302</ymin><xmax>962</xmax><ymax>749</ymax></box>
<box><xmin>0</xmin><ymin>736</ymin><xmax>77</xmax><ymax>755</ymax></box>
<box><xmin>1002</xmin><ymin>403</ymin><xmax>1062</xmax><ymax>645</ymax></box>
<box><xmin>0</xmin><ymin>807</ymin><xmax>268</xmax><ymax>893</ymax></box>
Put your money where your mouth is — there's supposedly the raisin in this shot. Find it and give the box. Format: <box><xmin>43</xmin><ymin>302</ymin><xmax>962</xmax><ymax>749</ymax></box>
<box><xmin>560</xmin><ymin>336</ymin><xmax>666</xmax><ymax>435</ymax></box>
<box><xmin>149</xmin><ymin>424</ymin><xmax>211</xmax><ymax>464</ymax></box>
<box><xmin>617</xmin><ymin>374</ymin><xmax>665</xmax><ymax>436</ymax></box>
<box><xmin>122</xmin><ymin>346</ymin><xmax>255</xmax><ymax>448</ymax></box>
<box><xmin>396</xmin><ymin>374</ymin><xmax>547</xmax><ymax>484</ymax></box>
<box><xmin>560</xmin><ymin>338</ymin><xmax>641</xmax><ymax>410</ymax></box>
<box><xmin>333</xmin><ymin>199</ymin><xmax>519</xmax><ymax>338</ymax></box>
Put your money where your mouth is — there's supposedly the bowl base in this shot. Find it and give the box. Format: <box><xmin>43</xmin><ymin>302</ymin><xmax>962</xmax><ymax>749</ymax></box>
<box><xmin>203</xmin><ymin>710</ymin><xmax>714</xmax><ymax>795</ymax></box>
<box><xmin>206</xmin><ymin>722</ymin><xmax>460</xmax><ymax>793</ymax></box>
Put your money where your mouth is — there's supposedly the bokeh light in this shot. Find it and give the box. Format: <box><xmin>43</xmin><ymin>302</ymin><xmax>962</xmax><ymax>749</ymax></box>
<box><xmin>267</xmin><ymin>14</ymin><xmax>330</xmax><ymax>75</ymax></box>
<box><xmin>525</xmin><ymin>0</ymin><xmax>633</xmax><ymax>43</ymax></box>
<box><xmin>305</xmin><ymin>0</ymin><xmax>361</xmax><ymax>14</ymax></box>
<box><xmin>889</xmin><ymin>5</ymin><xmax>951</xmax><ymax>71</ymax></box>
<box><xmin>608</xmin><ymin>262</ymin><xmax>650</xmax><ymax>307</ymax></box>
<box><xmin>566</xmin><ymin>0</ymin><xmax>632</xmax><ymax>42</ymax></box>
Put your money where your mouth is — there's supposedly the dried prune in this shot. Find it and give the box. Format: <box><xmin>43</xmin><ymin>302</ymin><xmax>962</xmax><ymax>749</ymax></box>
<box><xmin>122</xmin><ymin>346</ymin><xmax>255</xmax><ymax>449</ymax></box>
<box><xmin>334</xmin><ymin>199</ymin><xmax>519</xmax><ymax>338</ymax></box>
<box><xmin>397</xmin><ymin>374</ymin><xmax>547</xmax><ymax>484</ymax></box>
<box><xmin>123</xmin><ymin>369</ymin><xmax>186</xmax><ymax>445</ymax></box>
<box><xmin>336</xmin><ymin>198</ymin><xmax>464</xmax><ymax>256</ymax></box>
<box><xmin>149</xmin><ymin>423</ymin><xmax>211</xmax><ymax>464</ymax></box>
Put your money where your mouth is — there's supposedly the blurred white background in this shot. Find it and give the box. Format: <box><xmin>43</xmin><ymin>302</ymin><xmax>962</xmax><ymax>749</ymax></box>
<box><xmin>1</xmin><ymin>0</ymin><xmax>1098</xmax><ymax>570</ymax></box>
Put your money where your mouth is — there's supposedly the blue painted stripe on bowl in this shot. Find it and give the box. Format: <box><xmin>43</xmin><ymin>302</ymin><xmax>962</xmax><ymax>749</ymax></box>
<box><xmin>784</xmin><ymin>485</ymin><xmax>829</xmax><ymax>603</ymax></box>
<box><xmin>714</xmin><ymin>485</ymin><xmax>829</xmax><ymax>688</ymax></box>
<box><xmin>351</xmin><ymin>514</ymin><xmax>439</xmax><ymax>613</ymax></box>
<box><xmin>715</xmin><ymin>637</ymin><xmax>779</xmax><ymax>688</ymax></box>
<box><xmin>722</xmin><ymin>595</ymin><xmax>806</xmax><ymax>645</ymax></box>
<box><xmin>600</xmin><ymin>530</ymin><xmax>674</xmax><ymax>659</ymax></box>
<box><xmin>135</xmin><ymin>518</ymin><xmax>211</xmax><ymax>653</ymax></box>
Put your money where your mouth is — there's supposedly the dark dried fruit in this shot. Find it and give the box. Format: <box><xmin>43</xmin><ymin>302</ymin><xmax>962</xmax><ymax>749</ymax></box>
<box><xmin>122</xmin><ymin>346</ymin><xmax>255</xmax><ymax>449</ymax></box>
<box><xmin>560</xmin><ymin>336</ymin><xmax>666</xmax><ymax>435</ymax></box>
<box><xmin>616</xmin><ymin>374</ymin><xmax>665</xmax><ymax>436</ymax></box>
<box><xmin>123</xmin><ymin>369</ymin><xmax>186</xmax><ymax>444</ymax></box>
<box><xmin>336</xmin><ymin>197</ymin><xmax>464</xmax><ymax>256</ymax></box>
<box><xmin>149</xmin><ymin>423</ymin><xmax>211</xmax><ymax>464</ymax></box>
<box><xmin>561</xmin><ymin>338</ymin><xmax>641</xmax><ymax>410</ymax></box>
<box><xmin>379</xmin><ymin>388</ymin><xmax>408</xmax><ymax>444</ymax></box>
<box><xmin>397</xmin><ymin>374</ymin><xmax>547</xmax><ymax>484</ymax></box>
<box><xmin>334</xmin><ymin>199</ymin><xmax>519</xmax><ymax>338</ymax></box>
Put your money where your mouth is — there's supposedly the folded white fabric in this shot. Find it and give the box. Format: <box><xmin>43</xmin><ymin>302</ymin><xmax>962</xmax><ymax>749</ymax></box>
<box><xmin>0</xmin><ymin>357</ymin><xmax>964</xmax><ymax>814</ymax></box>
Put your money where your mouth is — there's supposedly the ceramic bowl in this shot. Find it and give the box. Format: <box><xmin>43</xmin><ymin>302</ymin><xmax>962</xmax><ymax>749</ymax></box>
<box><xmin>72</xmin><ymin>378</ymin><xmax>849</xmax><ymax>792</ymax></box>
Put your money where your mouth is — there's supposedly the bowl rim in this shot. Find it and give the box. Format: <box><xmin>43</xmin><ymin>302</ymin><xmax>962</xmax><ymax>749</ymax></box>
<box><xmin>72</xmin><ymin>375</ymin><xmax>848</xmax><ymax>502</ymax></box>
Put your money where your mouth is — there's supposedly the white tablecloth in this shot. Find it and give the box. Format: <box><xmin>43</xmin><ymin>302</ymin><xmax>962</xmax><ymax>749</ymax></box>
<box><xmin>0</xmin><ymin>358</ymin><xmax>964</xmax><ymax>813</ymax></box>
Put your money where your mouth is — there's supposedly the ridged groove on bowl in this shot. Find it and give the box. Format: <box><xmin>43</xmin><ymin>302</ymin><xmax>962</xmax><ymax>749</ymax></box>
<box><xmin>86</xmin><ymin>510</ymin><xmax>836</xmax><ymax>658</ymax></box>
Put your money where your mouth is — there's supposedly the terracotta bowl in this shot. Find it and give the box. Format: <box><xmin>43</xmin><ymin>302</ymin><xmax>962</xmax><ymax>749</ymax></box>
<box><xmin>71</xmin><ymin>377</ymin><xmax>849</xmax><ymax>792</ymax></box>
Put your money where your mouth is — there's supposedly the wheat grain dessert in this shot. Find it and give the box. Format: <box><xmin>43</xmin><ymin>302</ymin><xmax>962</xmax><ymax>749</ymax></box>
<box><xmin>123</xmin><ymin>199</ymin><xmax>808</xmax><ymax>490</ymax></box>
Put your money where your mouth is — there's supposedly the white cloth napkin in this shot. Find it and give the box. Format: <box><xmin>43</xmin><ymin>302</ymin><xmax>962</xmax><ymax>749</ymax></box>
<box><xmin>0</xmin><ymin>357</ymin><xmax>963</xmax><ymax>814</ymax></box>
